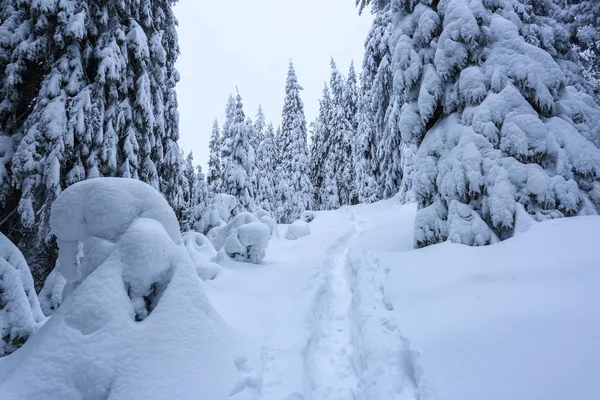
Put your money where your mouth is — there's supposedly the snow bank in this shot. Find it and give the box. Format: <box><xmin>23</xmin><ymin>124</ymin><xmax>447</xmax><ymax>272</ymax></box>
<box><xmin>0</xmin><ymin>178</ymin><xmax>238</xmax><ymax>399</ymax></box>
<box><xmin>284</xmin><ymin>220</ymin><xmax>311</xmax><ymax>240</ymax></box>
<box><xmin>182</xmin><ymin>231</ymin><xmax>222</xmax><ymax>280</ymax></box>
<box><xmin>0</xmin><ymin>233</ymin><xmax>46</xmax><ymax>356</ymax></box>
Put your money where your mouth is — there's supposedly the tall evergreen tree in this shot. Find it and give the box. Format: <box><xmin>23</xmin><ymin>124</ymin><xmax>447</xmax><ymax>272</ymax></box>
<box><xmin>253</xmin><ymin>105</ymin><xmax>266</xmax><ymax>151</ymax></box>
<box><xmin>355</xmin><ymin>5</ymin><xmax>393</xmax><ymax>202</ymax></box>
<box><xmin>278</xmin><ymin>61</ymin><xmax>313</xmax><ymax>221</ymax></box>
<box><xmin>219</xmin><ymin>94</ymin><xmax>236</xmax><ymax>189</ymax></box>
<box><xmin>310</xmin><ymin>83</ymin><xmax>332</xmax><ymax>209</ymax></box>
<box><xmin>358</xmin><ymin>0</ymin><xmax>600</xmax><ymax>248</ymax></box>
<box><xmin>327</xmin><ymin>58</ymin><xmax>355</xmax><ymax>206</ymax></box>
<box><xmin>343</xmin><ymin>61</ymin><xmax>359</xmax><ymax>205</ymax></box>
<box><xmin>207</xmin><ymin>118</ymin><xmax>221</xmax><ymax>192</ymax></box>
<box><xmin>0</xmin><ymin>0</ymin><xmax>183</xmax><ymax>285</ymax></box>
<box><xmin>256</xmin><ymin>123</ymin><xmax>277</xmax><ymax>214</ymax></box>
<box><xmin>220</xmin><ymin>94</ymin><xmax>256</xmax><ymax>210</ymax></box>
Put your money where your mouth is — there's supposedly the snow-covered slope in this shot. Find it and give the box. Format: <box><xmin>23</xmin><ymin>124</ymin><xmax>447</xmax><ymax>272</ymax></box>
<box><xmin>207</xmin><ymin>199</ymin><xmax>600</xmax><ymax>400</ymax></box>
<box><xmin>1</xmin><ymin>187</ymin><xmax>598</xmax><ymax>399</ymax></box>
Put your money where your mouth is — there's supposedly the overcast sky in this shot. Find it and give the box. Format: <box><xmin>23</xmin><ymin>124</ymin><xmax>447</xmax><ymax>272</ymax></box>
<box><xmin>174</xmin><ymin>1</ymin><xmax>373</xmax><ymax>169</ymax></box>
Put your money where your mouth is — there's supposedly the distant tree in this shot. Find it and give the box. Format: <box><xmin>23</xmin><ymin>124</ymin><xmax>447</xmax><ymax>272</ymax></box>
<box><xmin>207</xmin><ymin>119</ymin><xmax>222</xmax><ymax>193</ymax></box>
<box><xmin>278</xmin><ymin>61</ymin><xmax>313</xmax><ymax>221</ymax></box>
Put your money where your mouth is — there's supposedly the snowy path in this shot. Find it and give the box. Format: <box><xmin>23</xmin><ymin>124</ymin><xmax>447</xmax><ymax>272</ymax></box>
<box><xmin>303</xmin><ymin>211</ymin><xmax>360</xmax><ymax>400</ymax></box>
<box><xmin>215</xmin><ymin>202</ymin><xmax>427</xmax><ymax>400</ymax></box>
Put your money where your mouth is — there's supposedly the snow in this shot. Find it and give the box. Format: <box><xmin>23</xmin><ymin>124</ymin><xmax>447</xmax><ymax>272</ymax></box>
<box><xmin>0</xmin><ymin>178</ymin><xmax>239</xmax><ymax>398</ymax></box>
<box><xmin>284</xmin><ymin>220</ymin><xmax>311</xmax><ymax>240</ymax></box>
<box><xmin>1</xmin><ymin>182</ymin><xmax>599</xmax><ymax>399</ymax></box>
<box><xmin>202</xmin><ymin>199</ymin><xmax>600</xmax><ymax>400</ymax></box>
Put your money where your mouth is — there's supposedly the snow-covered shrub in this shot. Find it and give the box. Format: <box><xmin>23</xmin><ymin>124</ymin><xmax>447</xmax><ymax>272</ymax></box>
<box><xmin>223</xmin><ymin>222</ymin><xmax>271</xmax><ymax>264</ymax></box>
<box><xmin>38</xmin><ymin>265</ymin><xmax>66</xmax><ymax>317</ymax></box>
<box><xmin>0</xmin><ymin>234</ymin><xmax>46</xmax><ymax>357</ymax></box>
<box><xmin>196</xmin><ymin>193</ymin><xmax>241</xmax><ymax>235</ymax></box>
<box><xmin>284</xmin><ymin>220</ymin><xmax>311</xmax><ymax>240</ymax></box>
<box><xmin>209</xmin><ymin>213</ymin><xmax>271</xmax><ymax>264</ymax></box>
<box><xmin>260</xmin><ymin>215</ymin><xmax>277</xmax><ymax>237</ymax></box>
<box><xmin>301</xmin><ymin>210</ymin><xmax>316</xmax><ymax>223</ymax></box>
<box><xmin>208</xmin><ymin>212</ymin><xmax>259</xmax><ymax>251</ymax></box>
<box><xmin>183</xmin><ymin>232</ymin><xmax>222</xmax><ymax>281</ymax></box>
<box><xmin>0</xmin><ymin>178</ymin><xmax>238</xmax><ymax>398</ymax></box>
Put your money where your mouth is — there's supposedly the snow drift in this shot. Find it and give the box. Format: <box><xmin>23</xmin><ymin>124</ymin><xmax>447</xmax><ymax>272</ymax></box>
<box><xmin>0</xmin><ymin>178</ymin><xmax>238</xmax><ymax>399</ymax></box>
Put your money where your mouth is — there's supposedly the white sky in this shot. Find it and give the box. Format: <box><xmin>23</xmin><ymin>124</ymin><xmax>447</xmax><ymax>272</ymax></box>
<box><xmin>174</xmin><ymin>0</ymin><xmax>373</xmax><ymax>169</ymax></box>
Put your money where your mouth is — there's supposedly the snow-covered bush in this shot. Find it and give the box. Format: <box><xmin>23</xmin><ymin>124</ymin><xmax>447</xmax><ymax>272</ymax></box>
<box><xmin>0</xmin><ymin>233</ymin><xmax>46</xmax><ymax>357</ymax></box>
<box><xmin>183</xmin><ymin>232</ymin><xmax>222</xmax><ymax>281</ymax></box>
<box><xmin>196</xmin><ymin>193</ymin><xmax>241</xmax><ymax>235</ymax></box>
<box><xmin>38</xmin><ymin>265</ymin><xmax>66</xmax><ymax>317</ymax></box>
<box><xmin>223</xmin><ymin>222</ymin><xmax>271</xmax><ymax>264</ymax></box>
<box><xmin>209</xmin><ymin>212</ymin><xmax>271</xmax><ymax>264</ymax></box>
<box><xmin>284</xmin><ymin>220</ymin><xmax>311</xmax><ymax>240</ymax></box>
<box><xmin>0</xmin><ymin>178</ymin><xmax>238</xmax><ymax>398</ymax></box>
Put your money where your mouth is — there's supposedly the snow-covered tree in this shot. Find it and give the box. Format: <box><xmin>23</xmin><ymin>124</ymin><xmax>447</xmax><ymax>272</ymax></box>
<box><xmin>0</xmin><ymin>232</ymin><xmax>45</xmax><ymax>356</ymax></box>
<box><xmin>278</xmin><ymin>61</ymin><xmax>313</xmax><ymax>221</ymax></box>
<box><xmin>321</xmin><ymin>158</ymin><xmax>340</xmax><ymax>211</ymax></box>
<box><xmin>256</xmin><ymin>123</ymin><xmax>277</xmax><ymax>214</ymax></box>
<box><xmin>0</xmin><ymin>0</ymin><xmax>183</xmax><ymax>286</ymax></box>
<box><xmin>359</xmin><ymin>0</ymin><xmax>600</xmax><ymax>248</ymax></box>
<box><xmin>327</xmin><ymin>58</ymin><xmax>356</xmax><ymax>206</ymax></box>
<box><xmin>253</xmin><ymin>105</ymin><xmax>266</xmax><ymax>151</ymax></box>
<box><xmin>220</xmin><ymin>94</ymin><xmax>256</xmax><ymax>211</ymax></box>
<box><xmin>343</xmin><ymin>61</ymin><xmax>359</xmax><ymax>204</ymax></box>
<box><xmin>355</xmin><ymin>4</ymin><xmax>393</xmax><ymax>202</ymax></box>
<box><xmin>219</xmin><ymin>94</ymin><xmax>236</xmax><ymax>187</ymax></box>
<box><xmin>187</xmin><ymin>165</ymin><xmax>209</xmax><ymax>232</ymax></box>
<box><xmin>310</xmin><ymin>83</ymin><xmax>332</xmax><ymax>209</ymax></box>
<box><xmin>207</xmin><ymin>119</ymin><xmax>221</xmax><ymax>193</ymax></box>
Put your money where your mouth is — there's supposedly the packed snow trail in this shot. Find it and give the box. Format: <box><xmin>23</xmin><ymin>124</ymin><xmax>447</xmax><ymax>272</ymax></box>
<box><xmin>303</xmin><ymin>214</ymin><xmax>360</xmax><ymax>400</ymax></box>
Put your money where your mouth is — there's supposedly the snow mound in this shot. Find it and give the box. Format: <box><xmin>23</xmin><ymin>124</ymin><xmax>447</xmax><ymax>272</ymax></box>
<box><xmin>301</xmin><ymin>210</ymin><xmax>316</xmax><ymax>223</ymax></box>
<box><xmin>208</xmin><ymin>212</ymin><xmax>271</xmax><ymax>264</ymax></box>
<box><xmin>0</xmin><ymin>178</ymin><xmax>238</xmax><ymax>399</ymax></box>
<box><xmin>38</xmin><ymin>265</ymin><xmax>66</xmax><ymax>317</ymax></box>
<box><xmin>183</xmin><ymin>231</ymin><xmax>222</xmax><ymax>280</ymax></box>
<box><xmin>284</xmin><ymin>220</ymin><xmax>311</xmax><ymax>240</ymax></box>
<box><xmin>0</xmin><ymin>233</ymin><xmax>46</xmax><ymax>357</ymax></box>
<box><xmin>223</xmin><ymin>222</ymin><xmax>271</xmax><ymax>264</ymax></box>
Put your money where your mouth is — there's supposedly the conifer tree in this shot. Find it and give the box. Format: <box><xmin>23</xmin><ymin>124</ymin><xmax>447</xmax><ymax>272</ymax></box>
<box><xmin>256</xmin><ymin>123</ymin><xmax>277</xmax><ymax>214</ymax></box>
<box><xmin>355</xmin><ymin>4</ymin><xmax>393</xmax><ymax>202</ymax></box>
<box><xmin>207</xmin><ymin>119</ymin><xmax>221</xmax><ymax>193</ymax></box>
<box><xmin>310</xmin><ymin>83</ymin><xmax>332</xmax><ymax>209</ymax></box>
<box><xmin>278</xmin><ymin>61</ymin><xmax>313</xmax><ymax>221</ymax></box>
<box><xmin>358</xmin><ymin>0</ymin><xmax>600</xmax><ymax>248</ymax></box>
<box><xmin>220</xmin><ymin>94</ymin><xmax>256</xmax><ymax>211</ymax></box>
<box><xmin>0</xmin><ymin>0</ymin><xmax>184</xmax><ymax>285</ymax></box>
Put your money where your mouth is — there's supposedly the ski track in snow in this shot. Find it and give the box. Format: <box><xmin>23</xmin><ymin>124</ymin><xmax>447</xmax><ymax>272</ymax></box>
<box><xmin>302</xmin><ymin>213</ymin><xmax>360</xmax><ymax>400</ymax></box>
<box><xmin>299</xmin><ymin>208</ymin><xmax>425</xmax><ymax>400</ymax></box>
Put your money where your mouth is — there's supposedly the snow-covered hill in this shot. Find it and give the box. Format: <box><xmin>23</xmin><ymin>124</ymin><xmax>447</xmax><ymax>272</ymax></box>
<box><xmin>209</xmin><ymin>199</ymin><xmax>600</xmax><ymax>400</ymax></box>
<box><xmin>1</xmin><ymin>189</ymin><xmax>599</xmax><ymax>400</ymax></box>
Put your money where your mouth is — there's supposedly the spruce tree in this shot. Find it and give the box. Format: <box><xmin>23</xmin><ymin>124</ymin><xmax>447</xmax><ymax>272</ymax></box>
<box><xmin>343</xmin><ymin>61</ymin><xmax>359</xmax><ymax>205</ymax></box>
<box><xmin>310</xmin><ymin>83</ymin><xmax>332</xmax><ymax>209</ymax></box>
<box><xmin>279</xmin><ymin>61</ymin><xmax>313</xmax><ymax>221</ymax></box>
<box><xmin>253</xmin><ymin>105</ymin><xmax>266</xmax><ymax>151</ymax></box>
<box><xmin>220</xmin><ymin>94</ymin><xmax>256</xmax><ymax>211</ymax></box>
<box><xmin>359</xmin><ymin>0</ymin><xmax>600</xmax><ymax>248</ymax></box>
<box><xmin>207</xmin><ymin>119</ymin><xmax>221</xmax><ymax>193</ymax></box>
<box><xmin>256</xmin><ymin>123</ymin><xmax>277</xmax><ymax>214</ymax></box>
<box><xmin>355</xmin><ymin>4</ymin><xmax>393</xmax><ymax>202</ymax></box>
